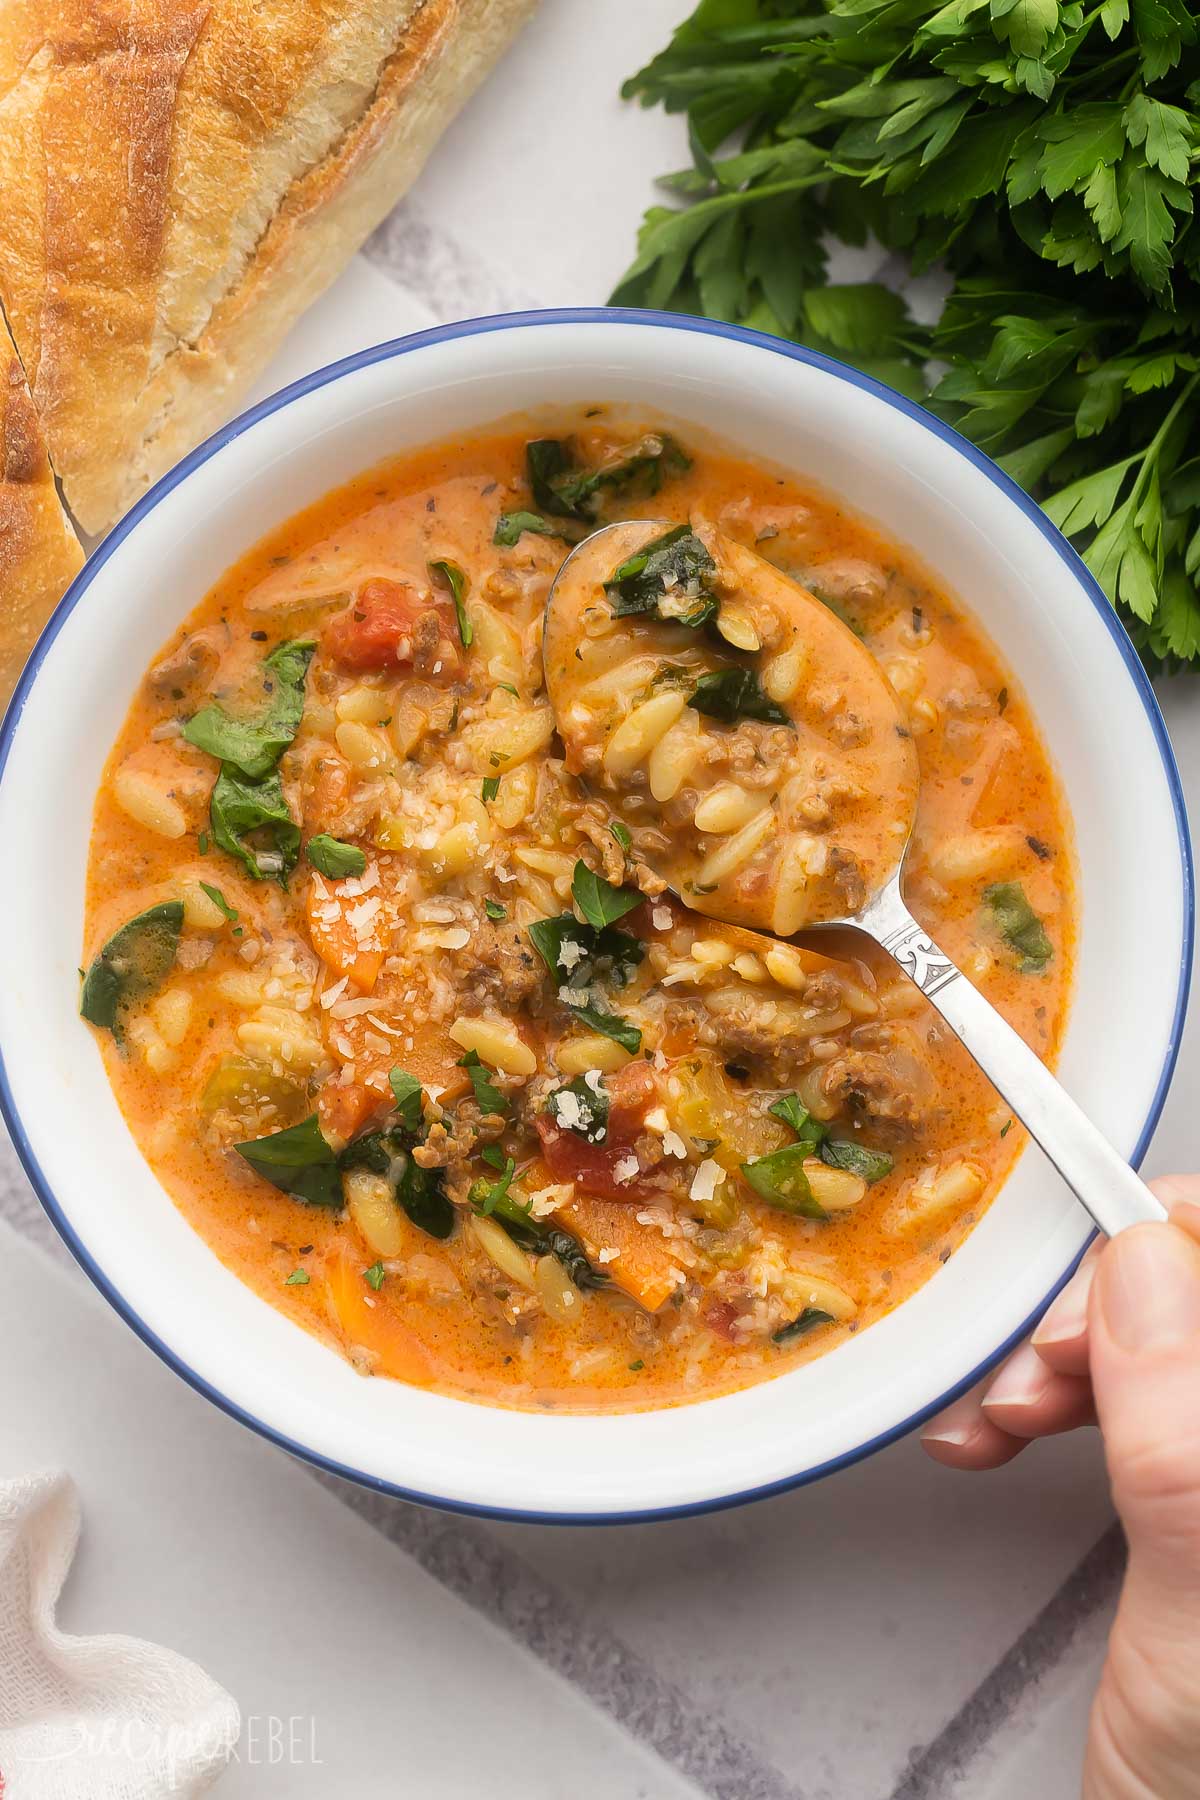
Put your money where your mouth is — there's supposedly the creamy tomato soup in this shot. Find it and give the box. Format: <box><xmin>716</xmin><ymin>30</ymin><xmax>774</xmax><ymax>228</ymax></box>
<box><xmin>82</xmin><ymin>415</ymin><xmax>1075</xmax><ymax>1412</ymax></box>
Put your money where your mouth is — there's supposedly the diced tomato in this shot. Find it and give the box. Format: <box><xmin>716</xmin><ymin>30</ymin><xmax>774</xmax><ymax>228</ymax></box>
<box><xmin>323</xmin><ymin>578</ymin><xmax>461</xmax><ymax>677</ymax></box>
<box><xmin>535</xmin><ymin>1058</ymin><xmax>663</xmax><ymax>1202</ymax></box>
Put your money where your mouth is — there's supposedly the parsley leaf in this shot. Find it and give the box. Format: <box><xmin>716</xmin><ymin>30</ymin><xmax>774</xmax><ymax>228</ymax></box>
<box><xmin>364</xmin><ymin>1261</ymin><xmax>387</xmax><ymax>1290</ymax></box>
<box><xmin>614</xmin><ymin>0</ymin><xmax>1200</xmax><ymax>670</ymax></box>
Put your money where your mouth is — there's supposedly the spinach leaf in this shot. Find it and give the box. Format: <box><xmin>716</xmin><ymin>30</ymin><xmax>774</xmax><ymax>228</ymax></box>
<box><xmin>79</xmin><ymin>901</ymin><xmax>184</xmax><ymax>1043</ymax></box>
<box><xmin>235</xmin><ymin>1115</ymin><xmax>343</xmax><ymax>1210</ymax></box>
<box><xmin>768</xmin><ymin>1094</ymin><xmax>826</xmax><ymax>1149</ymax></box>
<box><xmin>493</xmin><ymin>510</ymin><xmax>565</xmax><ymax>547</ymax></box>
<box><xmin>458</xmin><ymin>1048</ymin><xmax>508</xmax><ymax>1117</ymax></box>
<box><xmin>429</xmin><ymin>559</ymin><xmax>472</xmax><ymax>648</ymax></box>
<box><xmin>485</xmin><ymin>899</ymin><xmax>507</xmax><ymax>921</ymax></box>
<box><xmin>486</xmin><ymin>1185</ymin><xmax>609</xmax><ymax>1291</ymax></box>
<box><xmin>605</xmin><ymin>524</ymin><xmax>718</xmax><ymax>626</ymax></box>
<box><xmin>339</xmin><ymin>1125</ymin><xmax>454</xmax><ymax>1239</ymax></box>
<box><xmin>773</xmin><ymin>1307</ymin><xmax>836</xmax><ymax>1346</ymax></box>
<box><xmin>568</xmin><ymin>1001</ymin><xmax>642</xmax><ymax>1055</ymax></box>
<box><xmin>571</xmin><ymin>860</ymin><xmax>641</xmax><ymax>930</ymax></box>
<box><xmin>689</xmin><ymin>668</ymin><xmax>793</xmax><ymax>727</ymax></box>
<box><xmin>984</xmin><ymin>882</ymin><xmax>1052</xmax><ymax>972</ymax></box>
<box><xmin>546</xmin><ymin>1074</ymin><xmax>610</xmax><ymax>1144</ymax></box>
<box><xmin>527</xmin><ymin>914</ymin><xmax>643</xmax><ymax>990</ymax></box>
<box><xmin>820</xmin><ymin>1138</ymin><xmax>894</xmax><ymax>1185</ymax></box>
<box><xmin>364</xmin><ymin>1261</ymin><xmax>386</xmax><ymax>1290</ymax></box>
<box><xmin>305</xmin><ymin>834</ymin><xmax>367</xmax><ymax>879</ymax></box>
<box><xmin>182</xmin><ymin>639</ymin><xmax>314</xmax><ymax>780</ymax></box>
<box><xmin>526</xmin><ymin>434</ymin><xmax>690</xmax><ymax>521</ymax></box>
<box><xmin>767</xmin><ymin>1093</ymin><xmax>894</xmax><ymax>1186</ymax></box>
<box><xmin>210</xmin><ymin>765</ymin><xmax>301</xmax><ymax>883</ymax></box>
<box><xmin>388</xmin><ymin>1068</ymin><xmax>424</xmax><ymax>1134</ymax></box>
<box><xmin>739</xmin><ymin>1143</ymin><xmax>827</xmax><ymax>1218</ymax></box>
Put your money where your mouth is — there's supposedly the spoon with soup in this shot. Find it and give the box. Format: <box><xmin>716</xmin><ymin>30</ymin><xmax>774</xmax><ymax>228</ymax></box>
<box><xmin>544</xmin><ymin>518</ymin><xmax>1165</xmax><ymax>1238</ymax></box>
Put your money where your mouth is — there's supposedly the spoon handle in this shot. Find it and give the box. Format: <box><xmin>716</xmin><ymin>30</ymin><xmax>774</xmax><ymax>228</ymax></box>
<box><xmin>874</xmin><ymin>901</ymin><xmax>1166</xmax><ymax>1236</ymax></box>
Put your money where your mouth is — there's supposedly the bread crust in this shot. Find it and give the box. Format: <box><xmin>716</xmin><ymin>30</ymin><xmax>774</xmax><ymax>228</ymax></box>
<box><xmin>0</xmin><ymin>0</ymin><xmax>537</xmax><ymax>534</ymax></box>
<box><xmin>0</xmin><ymin>314</ymin><xmax>84</xmax><ymax>709</ymax></box>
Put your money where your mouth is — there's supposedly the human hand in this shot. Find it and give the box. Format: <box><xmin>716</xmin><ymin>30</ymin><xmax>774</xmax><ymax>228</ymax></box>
<box><xmin>922</xmin><ymin>1176</ymin><xmax>1200</xmax><ymax>1800</ymax></box>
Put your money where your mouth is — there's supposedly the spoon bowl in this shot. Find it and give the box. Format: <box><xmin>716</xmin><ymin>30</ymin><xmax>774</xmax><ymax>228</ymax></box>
<box><xmin>544</xmin><ymin>518</ymin><xmax>919</xmax><ymax>937</ymax></box>
<box><xmin>545</xmin><ymin>519</ymin><xmax>1167</xmax><ymax>1241</ymax></box>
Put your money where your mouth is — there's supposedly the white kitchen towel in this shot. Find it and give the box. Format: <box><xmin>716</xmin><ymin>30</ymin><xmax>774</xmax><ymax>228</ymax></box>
<box><xmin>0</xmin><ymin>1471</ymin><xmax>239</xmax><ymax>1799</ymax></box>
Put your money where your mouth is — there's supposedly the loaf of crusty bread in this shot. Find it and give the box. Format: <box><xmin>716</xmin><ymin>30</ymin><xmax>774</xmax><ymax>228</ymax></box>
<box><xmin>0</xmin><ymin>0</ymin><xmax>537</xmax><ymax>538</ymax></box>
<box><xmin>0</xmin><ymin>314</ymin><xmax>84</xmax><ymax>705</ymax></box>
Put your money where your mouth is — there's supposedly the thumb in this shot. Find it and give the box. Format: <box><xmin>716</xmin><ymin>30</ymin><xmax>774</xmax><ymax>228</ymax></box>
<box><xmin>1085</xmin><ymin>1214</ymin><xmax>1200</xmax><ymax>1794</ymax></box>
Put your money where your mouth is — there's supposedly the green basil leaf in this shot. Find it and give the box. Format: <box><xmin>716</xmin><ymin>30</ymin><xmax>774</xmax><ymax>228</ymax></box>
<box><xmin>80</xmin><ymin>901</ymin><xmax>184</xmax><ymax>1043</ymax></box>
<box><xmin>388</xmin><ymin>1068</ymin><xmax>424</xmax><ymax>1133</ymax></box>
<box><xmin>571</xmin><ymin>860</ymin><xmax>642</xmax><ymax>930</ymax></box>
<box><xmin>182</xmin><ymin>640</ymin><xmax>314</xmax><ymax>779</ymax></box>
<box><xmin>210</xmin><ymin>765</ymin><xmax>301</xmax><ymax>884</ymax></box>
<box><xmin>546</xmin><ymin>1074</ymin><xmax>610</xmax><ymax>1144</ymax></box>
<box><xmin>458</xmin><ymin>1048</ymin><xmax>509</xmax><ymax>1117</ymax></box>
<box><xmin>689</xmin><ymin>668</ymin><xmax>793</xmax><ymax>726</ymax></box>
<box><xmin>605</xmin><ymin>524</ymin><xmax>718</xmax><ymax>626</ymax></box>
<box><xmin>740</xmin><ymin>1143</ymin><xmax>827</xmax><ymax>1218</ymax></box>
<box><xmin>773</xmin><ymin>1307</ymin><xmax>836</xmax><ymax>1346</ymax></box>
<box><xmin>984</xmin><ymin>881</ymin><xmax>1053</xmax><ymax>971</ymax></box>
<box><xmin>429</xmin><ymin>559</ymin><xmax>472</xmax><ymax>648</ymax></box>
<box><xmin>305</xmin><ymin>834</ymin><xmax>367</xmax><ymax>879</ymax></box>
<box><xmin>235</xmin><ymin>1115</ymin><xmax>342</xmax><ymax>1209</ymax></box>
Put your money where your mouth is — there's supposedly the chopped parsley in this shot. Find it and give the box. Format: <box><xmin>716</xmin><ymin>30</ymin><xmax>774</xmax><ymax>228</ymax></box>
<box><xmin>481</xmin><ymin>775</ymin><xmax>501</xmax><ymax>803</ymax></box>
<box><xmin>485</xmin><ymin>899</ymin><xmax>507</xmax><ymax>921</ymax></box>
<box><xmin>363</xmin><ymin>1261</ymin><xmax>387</xmax><ymax>1291</ymax></box>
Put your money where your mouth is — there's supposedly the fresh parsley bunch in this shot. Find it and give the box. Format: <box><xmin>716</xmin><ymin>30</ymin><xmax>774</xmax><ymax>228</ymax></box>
<box><xmin>614</xmin><ymin>0</ymin><xmax>1200</xmax><ymax>669</ymax></box>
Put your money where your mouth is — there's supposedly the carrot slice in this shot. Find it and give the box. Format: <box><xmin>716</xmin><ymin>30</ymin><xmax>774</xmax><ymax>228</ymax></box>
<box><xmin>325</xmin><ymin>1246</ymin><xmax>434</xmax><ymax>1385</ymax></box>
<box><xmin>557</xmin><ymin>1194</ymin><xmax>681</xmax><ymax>1312</ymax></box>
<box><xmin>306</xmin><ymin>875</ymin><xmax>384</xmax><ymax>992</ymax></box>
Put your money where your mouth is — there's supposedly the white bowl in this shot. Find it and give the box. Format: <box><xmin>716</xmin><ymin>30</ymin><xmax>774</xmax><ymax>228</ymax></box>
<box><xmin>0</xmin><ymin>311</ymin><xmax>1191</xmax><ymax>1522</ymax></box>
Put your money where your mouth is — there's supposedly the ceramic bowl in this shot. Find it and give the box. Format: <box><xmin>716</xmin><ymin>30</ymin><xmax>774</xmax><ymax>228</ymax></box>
<box><xmin>0</xmin><ymin>311</ymin><xmax>1191</xmax><ymax>1521</ymax></box>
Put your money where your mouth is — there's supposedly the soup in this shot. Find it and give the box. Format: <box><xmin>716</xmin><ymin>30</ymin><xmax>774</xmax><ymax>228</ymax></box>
<box><xmin>82</xmin><ymin>415</ymin><xmax>1074</xmax><ymax>1412</ymax></box>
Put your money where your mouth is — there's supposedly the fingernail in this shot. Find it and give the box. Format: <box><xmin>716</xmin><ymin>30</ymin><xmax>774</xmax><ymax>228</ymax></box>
<box><xmin>920</xmin><ymin>1423</ymin><xmax>975</xmax><ymax>1448</ymax></box>
<box><xmin>1099</xmin><ymin>1225</ymin><xmax>1200</xmax><ymax>1353</ymax></box>
<box><xmin>982</xmin><ymin>1341</ymin><xmax>1050</xmax><ymax>1410</ymax></box>
<box><xmin>1032</xmin><ymin>1260</ymin><xmax>1097</xmax><ymax>1350</ymax></box>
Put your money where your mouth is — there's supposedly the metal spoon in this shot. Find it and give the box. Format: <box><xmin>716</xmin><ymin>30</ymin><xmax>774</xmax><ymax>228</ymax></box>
<box><xmin>544</xmin><ymin>519</ymin><xmax>1166</xmax><ymax>1237</ymax></box>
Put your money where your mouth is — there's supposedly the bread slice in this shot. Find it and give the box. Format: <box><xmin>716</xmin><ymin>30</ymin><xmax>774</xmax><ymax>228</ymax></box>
<box><xmin>0</xmin><ymin>0</ymin><xmax>537</xmax><ymax>535</ymax></box>
<box><xmin>0</xmin><ymin>312</ymin><xmax>85</xmax><ymax>709</ymax></box>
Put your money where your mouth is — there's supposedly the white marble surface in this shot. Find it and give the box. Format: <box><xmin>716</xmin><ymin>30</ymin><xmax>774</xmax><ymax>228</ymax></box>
<box><xmin>2</xmin><ymin>1</ymin><xmax>1197</xmax><ymax>1795</ymax></box>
